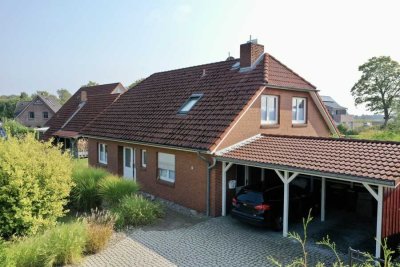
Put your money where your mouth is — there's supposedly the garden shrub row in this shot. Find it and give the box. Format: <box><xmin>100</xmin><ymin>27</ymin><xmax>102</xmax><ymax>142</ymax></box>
<box><xmin>0</xmin><ymin>209</ymin><xmax>117</xmax><ymax>267</ymax></box>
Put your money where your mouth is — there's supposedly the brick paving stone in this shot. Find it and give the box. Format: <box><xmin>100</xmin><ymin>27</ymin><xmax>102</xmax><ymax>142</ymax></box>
<box><xmin>80</xmin><ymin>217</ymin><xmax>345</xmax><ymax>267</ymax></box>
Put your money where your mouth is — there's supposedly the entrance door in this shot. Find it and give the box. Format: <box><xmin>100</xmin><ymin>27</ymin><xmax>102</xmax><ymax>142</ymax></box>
<box><xmin>123</xmin><ymin>147</ymin><xmax>135</xmax><ymax>181</ymax></box>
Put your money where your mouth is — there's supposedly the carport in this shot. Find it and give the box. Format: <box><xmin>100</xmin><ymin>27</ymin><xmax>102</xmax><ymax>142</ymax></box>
<box><xmin>215</xmin><ymin>134</ymin><xmax>400</xmax><ymax>259</ymax></box>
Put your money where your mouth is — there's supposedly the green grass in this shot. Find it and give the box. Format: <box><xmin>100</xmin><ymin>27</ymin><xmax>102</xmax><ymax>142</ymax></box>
<box><xmin>6</xmin><ymin>221</ymin><xmax>87</xmax><ymax>267</ymax></box>
<box><xmin>99</xmin><ymin>175</ymin><xmax>140</xmax><ymax>206</ymax></box>
<box><xmin>70</xmin><ymin>162</ymin><xmax>108</xmax><ymax>212</ymax></box>
<box><xmin>355</xmin><ymin>129</ymin><xmax>400</xmax><ymax>142</ymax></box>
<box><xmin>113</xmin><ymin>195</ymin><xmax>164</xmax><ymax>229</ymax></box>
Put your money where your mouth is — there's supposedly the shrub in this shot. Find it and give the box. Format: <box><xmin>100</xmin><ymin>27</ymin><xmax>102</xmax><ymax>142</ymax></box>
<box><xmin>83</xmin><ymin>209</ymin><xmax>115</xmax><ymax>254</ymax></box>
<box><xmin>99</xmin><ymin>175</ymin><xmax>140</xmax><ymax>206</ymax></box>
<box><xmin>113</xmin><ymin>195</ymin><xmax>164</xmax><ymax>229</ymax></box>
<box><xmin>2</xmin><ymin>119</ymin><xmax>33</xmax><ymax>138</ymax></box>
<box><xmin>0</xmin><ymin>238</ymin><xmax>14</xmax><ymax>267</ymax></box>
<box><xmin>0</xmin><ymin>135</ymin><xmax>73</xmax><ymax>238</ymax></box>
<box><xmin>70</xmin><ymin>165</ymin><xmax>108</xmax><ymax>211</ymax></box>
<box><xmin>7</xmin><ymin>221</ymin><xmax>87</xmax><ymax>267</ymax></box>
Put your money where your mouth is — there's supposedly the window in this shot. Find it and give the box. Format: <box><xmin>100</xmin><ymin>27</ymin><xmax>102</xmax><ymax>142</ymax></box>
<box><xmin>43</xmin><ymin>111</ymin><xmax>49</xmax><ymax>119</ymax></box>
<box><xmin>28</xmin><ymin>112</ymin><xmax>35</xmax><ymax>120</ymax></box>
<box><xmin>292</xmin><ymin>97</ymin><xmax>307</xmax><ymax>124</ymax></box>
<box><xmin>98</xmin><ymin>143</ymin><xmax>108</xmax><ymax>164</ymax></box>
<box><xmin>158</xmin><ymin>152</ymin><xmax>175</xmax><ymax>183</ymax></box>
<box><xmin>178</xmin><ymin>94</ymin><xmax>202</xmax><ymax>114</ymax></box>
<box><xmin>261</xmin><ymin>95</ymin><xmax>278</xmax><ymax>125</ymax></box>
<box><xmin>141</xmin><ymin>149</ymin><xmax>147</xmax><ymax>168</ymax></box>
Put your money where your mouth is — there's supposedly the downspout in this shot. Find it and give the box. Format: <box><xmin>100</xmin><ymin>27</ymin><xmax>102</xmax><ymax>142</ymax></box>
<box><xmin>197</xmin><ymin>152</ymin><xmax>217</xmax><ymax>217</ymax></box>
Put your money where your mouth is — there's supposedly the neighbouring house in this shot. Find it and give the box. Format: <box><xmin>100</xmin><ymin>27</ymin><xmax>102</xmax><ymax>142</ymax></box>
<box><xmin>81</xmin><ymin>40</ymin><xmax>400</xmax><ymax>258</ymax></box>
<box><xmin>321</xmin><ymin>95</ymin><xmax>354</xmax><ymax>127</ymax></box>
<box><xmin>43</xmin><ymin>83</ymin><xmax>126</xmax><ymax>157</ymax></box>
<box><xmin>14</xmin><ymin>94</ymin><xmax>61</xmax><ymax>128</ymax></box>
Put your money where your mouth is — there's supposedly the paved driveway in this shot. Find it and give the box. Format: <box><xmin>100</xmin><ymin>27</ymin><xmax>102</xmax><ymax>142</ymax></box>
<box><xmin>81</xmin><ymin>210</ymin><xmax>343</xmax><ymax>267</ymax></box>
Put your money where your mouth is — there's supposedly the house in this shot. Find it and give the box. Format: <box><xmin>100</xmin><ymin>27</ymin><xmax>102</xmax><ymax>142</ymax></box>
<box><xmin>43</xmin><ymin>83</ymin><xmax>126</xmax><ymax>157</ymax></box>
<box><xmin>81</xmin><ymin>40</ymin><xmax>400</xmax><ymax>258</ymax></box>
<box><xmin>14</xmin><ymin>94</ymin><xmax>61</xmax><ymax>128</ymax></box>
<box><xmin>321</xmin><ymin>95</ymin><xmax>354</xmax><ymax>127</ymax></box>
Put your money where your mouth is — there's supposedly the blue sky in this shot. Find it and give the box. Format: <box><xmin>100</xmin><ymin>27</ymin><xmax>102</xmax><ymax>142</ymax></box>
<box><xmin>1</xmin><ymin>0</ymin><xmax>399</xmax><ymax>114</ymax></box>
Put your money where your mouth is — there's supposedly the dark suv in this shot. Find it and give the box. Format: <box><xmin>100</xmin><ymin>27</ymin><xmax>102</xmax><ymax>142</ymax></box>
<box><xmin>231</xmin><ymin>184</ymin><xmax>310</xmax><ymax>230</ymax></box>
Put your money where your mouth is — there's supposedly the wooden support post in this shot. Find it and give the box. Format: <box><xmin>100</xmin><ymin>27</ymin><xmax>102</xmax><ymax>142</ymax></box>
<box><xmin>275</xmin><ymin>170</ymin><xmax>298</xmax><ymax>237</ymax></box>
<box><xmin>321</xmin><ymin>177</ymin><xmax>326</xmax><ymax>222</ymax></box>
<box><xmin>362</xmin><ymin>183</ymin><xmax>383</xmax><ymax>259</ymax></box>
<box><xmin>221</xmin><ymin>162</ymin><xmax>233</xmax><ymax>216</ymax></box>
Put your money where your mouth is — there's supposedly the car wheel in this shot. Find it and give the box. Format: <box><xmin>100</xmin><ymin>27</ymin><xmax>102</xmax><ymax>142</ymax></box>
<box><xmin>274</xmin><ymin>216</ymin><xmax>283</xmax><ymax>231</ymax></box>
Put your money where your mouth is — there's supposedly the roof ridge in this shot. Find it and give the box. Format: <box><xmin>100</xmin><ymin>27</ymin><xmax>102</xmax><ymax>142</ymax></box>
<box><xmin>260</xmin><ymin>133</ymin><xmax>400</xmax><ymax>145</ymax></box>
<box><xmin>80</xmin><ymin>82</ymin><xmax>121</xmax><ymax>89</ymax></box>
<box><xmin>151</xmin><ymin>58</ymin><xmax>240</xmax><ymax>75</ymax></box>
<box><xmin>266</xmin><ymin>53</ymin><xmax>316</xmax><ymax>89</ymax></box>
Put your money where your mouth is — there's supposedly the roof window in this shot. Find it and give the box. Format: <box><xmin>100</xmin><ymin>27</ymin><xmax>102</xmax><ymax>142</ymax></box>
<box><xmin>178</xmin><ymin>94</ymin><xmax>203</xmax><ymax>114</ymax></box>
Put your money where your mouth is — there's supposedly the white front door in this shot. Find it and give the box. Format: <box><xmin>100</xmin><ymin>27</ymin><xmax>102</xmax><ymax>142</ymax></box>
<box><xmin>123</xmin><ymin>147</ymin><xmax>135</xmax><ymax>180</ymax></box>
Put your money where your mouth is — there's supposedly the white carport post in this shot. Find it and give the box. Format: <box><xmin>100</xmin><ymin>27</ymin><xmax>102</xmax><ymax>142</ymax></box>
<box><xmin>275</xmin><ymin>170</ymin><xmax>299</xmax><ymax>237</ymax></box>
<box><xmin>222</xmin><ymin>162</ymin><xmax>233</xmax><ymax>216</ymax></box>
<box><xmin>321</xmin><ymin>177</ymin><xmax>326</xmax><ymax>222</ymax></box>
<box><xmin>363</xmin><ymin>183</ymin><xmax>384</xmax><ymax>259</ymax></box>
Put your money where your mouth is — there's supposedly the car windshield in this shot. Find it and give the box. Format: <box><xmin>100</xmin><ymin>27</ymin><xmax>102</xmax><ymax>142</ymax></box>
<box><xmin>237</xmin><ymin>191</ymin><xmax>263</xmax><ymax>204</ymax></box>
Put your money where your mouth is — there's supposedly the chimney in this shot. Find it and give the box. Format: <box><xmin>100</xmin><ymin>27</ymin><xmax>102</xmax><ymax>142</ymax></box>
<box><xmin>80</xmin><ymin>90</ymin><xmax>87</xmax><ymax>102</ymax></box>
<box><xmin>240</xmin><ymin>39</ymin><xmax>264</xmax><ymax>69</ymax></box>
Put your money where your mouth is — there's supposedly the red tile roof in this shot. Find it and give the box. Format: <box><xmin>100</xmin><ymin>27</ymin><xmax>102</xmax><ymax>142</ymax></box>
<box><xmin>44</xmin><ymin>83</ymin><xmax>124</xmax><ymax>140</ymax></box>
<box><xmin>53</xmin><ymin>130</ymin><xmax>79</xmax><ymax>138</ymax></box>
<box><xmin>217</xmin><ymin>134</ymin><xmax>400</xmax><ymax>185</ymax></box>
<box><xmin>81</xmin><ymin>54</ymin><xmax>320</xmax><ymax>150</ymax></box>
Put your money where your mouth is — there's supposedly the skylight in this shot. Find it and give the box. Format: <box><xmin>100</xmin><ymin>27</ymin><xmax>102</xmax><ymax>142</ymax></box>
<box><xmin>179</xmin><ymin>94</ymin><xmax>203</xmax><ymax>114</ymax></box>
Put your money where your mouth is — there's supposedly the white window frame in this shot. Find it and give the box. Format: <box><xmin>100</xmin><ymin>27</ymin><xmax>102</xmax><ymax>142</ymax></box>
<box><xmin>98</xmin><ymin>143</ymin><xmax>108</xmax><ymax>164</ymax></box>
<box><xmin>261</xmin><ymin>95</ymin><xmax>279</xmax><ymax>125</ymax></box>
<box><xmin>141</xmin><ymin>149</ymin><xmax>147</xmax><ymax>168</ymax></box>
<box><xmin>292</xmin><ymin>97</ymin><xmax>307</xmax><ymax>124</ymax></box>
<box><xmin>158</xmin><ymin>152</ymin><xmax>176</xmax><ymax>183</ymax></box>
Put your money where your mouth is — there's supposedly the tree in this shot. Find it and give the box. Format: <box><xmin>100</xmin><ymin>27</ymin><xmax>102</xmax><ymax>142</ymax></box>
<box><xmin>83</xmin><ymin>81</ymin><xmax>99</xmax><ymax>87</ymax></box>
<box><xmin>57</xmin><ymin>88</ymin><xmax>71</xmax><ymax>104</ymax></box>
<box><xmin>128</xmin><ymin>78</ymin><xmax>145</xmax><ymax>89</ymax></box>
<box><xmin>19</xmin><ymin>92</ymin><xmax>29</xmax><ymax>100</ymax></box>
<box><xmin>351</xmin><ymin>56</ymin><xmax>400</xmax><ymax>127</ymax></box>
<box><xmin>0</xmin><ymin>134</ymin><xmax>73</xmax><ymax>238</ymax></box>
<box><xmin>35</xmin><ymin>90</ymin><xmax>50</xmax><ymax>96</ymax></box>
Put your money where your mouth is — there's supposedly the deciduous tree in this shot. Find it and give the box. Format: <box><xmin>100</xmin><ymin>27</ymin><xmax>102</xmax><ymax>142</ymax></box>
<box><xmin>351</xmin><ymin>56</ymin><xmax>400</xmax><ymax>127</ymax></box>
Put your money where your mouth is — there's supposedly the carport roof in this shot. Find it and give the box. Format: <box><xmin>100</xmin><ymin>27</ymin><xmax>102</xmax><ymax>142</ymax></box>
<box><xmin>216</xmin><ymin>134</ymin><xmax>400</xmax><ymax>187</ymax></box>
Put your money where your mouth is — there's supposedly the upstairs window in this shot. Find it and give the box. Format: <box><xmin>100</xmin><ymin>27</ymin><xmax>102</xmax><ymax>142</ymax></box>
<box><xmin>292</xmin><ymin>97</ymin><xmax>307</xmax><ymax>124</ymax></box>
<box><xmin>43</xmin><ymin>111</ymin><xmax>49</xmax><ymax>119</ymax></box>
<box><xmin>178</xmin><ymin>94</ymin><xmax>202</xmax><ymax>114</ymax></box>
<box><xmin>158</xmin><ymin>152</ymin><xmax>175</xmax><ymax>183</ymax></box>
<box><xmin>98</xmin><ymin>143</ymin><xmax>108</xmax><ymax>164</ymax></box>
<box><xmin>261</xmin><ymin>95</ymin><xmax>278</xmax><ymax>125</ymax></box>
<box><xmin>28</xmin><ymin>112</ymin><xmax>35</xmax><ymax>120</ymax></box>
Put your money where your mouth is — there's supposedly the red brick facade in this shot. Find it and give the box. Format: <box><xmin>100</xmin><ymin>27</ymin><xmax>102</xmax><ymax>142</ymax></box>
<box><xmin>89</xmin><ymin>138</ymin><xmax>212</xmax><ymax>213</ymax></box>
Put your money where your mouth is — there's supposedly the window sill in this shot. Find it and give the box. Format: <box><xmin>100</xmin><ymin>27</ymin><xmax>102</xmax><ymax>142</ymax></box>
<box><xmin>156</xmin><ymin>178</ymin><xmax>175</xmax><ymax>188</ymax></box>
<box><xmin>98</xmin><ymin>162</ymin><xmax>108</xmax><ymax>166</ymax></box>
<box><xmin>292</xmin><ymin>123</ymin><xmax>308</xmax><ymax>128</ymax></box>
<box><xmin>260</xmin><ymin>124</ymin><xmax>280</xmax><ymax>129</ymax></box>
<box><xmin>140</xmin><ymin>166</ymin><xmax>147</xmax><ymax>171</ymax></box>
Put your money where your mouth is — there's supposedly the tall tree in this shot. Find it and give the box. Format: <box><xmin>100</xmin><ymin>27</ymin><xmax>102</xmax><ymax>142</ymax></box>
<box><xmin>19</xmin><ymin>92</ymin><xmax>29</xmax><ymax>100</ymax></box>
<box><xmin>83</xmin><ymin>81</ymin><xmax>99</xmax><ymax>87</ymax></box>
<box><xmin>128</xmin><ymin>78</ymin><xmax>145</xmax><ymax>89</ymax></box>
<box><xmin>351</xmin><ymin>56</ymin><xmax>400</xmax><ymax>127</ymax></box>
<box><xmin>57</xmin><ymin>88</ymin><xmax>71</xmax><ymax>104</ymax></box>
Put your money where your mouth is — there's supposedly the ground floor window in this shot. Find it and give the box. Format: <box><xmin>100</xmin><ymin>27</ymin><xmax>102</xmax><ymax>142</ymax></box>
<box><xmin>141</xmin><ymin>149</ymin><xmax>147</xmax><ymax>168</ymax></box>
<box><xmin>158</xmin><ymin>152</ymin><xmax>175</xmax><ymax>183</ymax></box>
<box><xmin>98</xmin><ymin>143</ymin><xmax>108</xmax><ymax>164</ymax></box>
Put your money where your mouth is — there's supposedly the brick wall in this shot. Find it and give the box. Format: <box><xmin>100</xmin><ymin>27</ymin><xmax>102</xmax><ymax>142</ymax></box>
<box><xmin>16</xmin><ymin>101</ymin><xmax>55</xmax><ymax>128</ymax></box>
<box><xmin>88</xmin><ymin>138</ymin><xmax>209</xmax><ymax>213</ymax></box>
<box><xmin>216</xmin><ymin>87</ymin><xmax>331</xmax><ymax>150</ymax></box>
